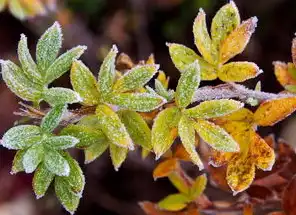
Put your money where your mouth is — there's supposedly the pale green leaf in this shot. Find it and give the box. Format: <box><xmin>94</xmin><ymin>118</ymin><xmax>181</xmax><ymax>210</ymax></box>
<box><xmin>106</xmin><ymin>92</ymin><xmax>166</xmax><ymax>112</ymax></box>
<box><xmin>8</xmin><ymin>0</ymin><xmax>26</xmax><ymax>20</ymax></box>
<box><xmin>168</xmin><ymin>172</ymin><xmax>190</xmax><ymax>194</ymax></box>
<box><xmin>175</xmin><ymin>61</ymin><xmax>200</xmax><ymax>108</ymax></box>
<box><xmin>43</xmin><ymin>136</ymin><xmax>79</xmax><ymax>150</ymax></box>
<box><xmin>211</xmin><ymin>1</ymin><xmax>240</xmax><ymax>54</ymax></box>
<box><xmin>110</xmin><ymin>144</ymin><xmax>128</xmax><ymax>171</ymax></box>
<box><xmin>44</xmin><ymin>148</ymin><xmax>70</xmax><ymax>176</ymax></box>
<box><xmin>98</xmin><ymin>45</ymin><xmax>118</xmax><ymax>97</ymax></box>
<box><xmin>189</xmin><ymin>174</ymin><xmax>207</xmax><ymax>199</ymax></box>
<box><xmin>155</xmin><ymin>79</ymin><xmax>175</xmax><ymax>101</ymax></box>
<box><xmin>185</xmin><ymin>99</ymin><xmax>244</xmax><ymax>119</ymax></box>
<box><xmin>11</xmin><ymin>149</ymin><xmax>26</xmax><ymax>174</ymax></box>
<box><xmin>96</xmin><ymin>104</ymin><xmax>133</xmax><ymax>149</ymax></box>
<box><xmin>152</xmin><ymin>107</ymin><xmax>181</xmax><ymax>159</ymax></box>
<box><xmin>18</xmin><ymin>34</ymin><xmax>42</xmax><ymax>83</ymax></box>
<box><xmin>70</xmin><ymin>60</ymin><xmax>100</xmax><ymax>106</ymax></box>
<box><xmin>42</xmin><ymin>87</ymin><xmax>82</xmax><ymax>106</ymax></box>
<box><xmin>194</xmin><ymin>119</ymin><xmax>239</xmax><ymax>152</ymax></box>
<box><xmin>45</xmin><ymin>46</ymin><xmax>87</xmax><ymax>84</ymax></box>
<box><xmin>33</xmin><ymin>163</ymin><xmax>55</xmax><ymax>199</ymax></box>
<box><xmin>113</xmin><ymin>64</ymin><xmax>158</xmax><ymax>93</ymax></box>
<box><xmin>2</xmin><ymin>125</ymin><xmax>42</xmax><ymax>150</ymax></box>
<box><xmin>23</xmin><ymin>143</ymin><xmax>44</xmax><ymax>173</ymax></box>
<box><xmin>41</xmin><ymin>104</ymin><xmax>67</xmax><ymax>133</ymax></box>
<box><xmin>36</xmin><ymin>22</ymin><xmax>62</xmax><ymax>73</ymax></box>
<box><xmin>84</xmin><ymin>141</ymin><xmax>109</xmax><ymax>164</ymax></box>
<box><xmin>117</xmin><ymin>110</ymin><xmax>152</xmax><ymax>150</ymax></box>
<box><xmin>1</xmin><ymin>60</ymin><xmax>42</xmax><ymax>102</ymax></box>
<box><xmin>158</xmin><ymin>193</ymin><xmax>190</xmax><ymax>211</ymax></box>
<box><xmin>178</xmin><ymin>116</ymin><xmax>203</xmax><ymax>169</ymax></box>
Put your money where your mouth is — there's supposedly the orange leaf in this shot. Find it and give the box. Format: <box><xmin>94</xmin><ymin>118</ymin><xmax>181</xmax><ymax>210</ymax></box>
<box><xmin>153</xmin><ymin>158</ymin><xmax>179</xmax><ymax>180</ymax></box>
<box><xmin>243</xmin><ymin>203</ymin><xmax>253</xmax><ymax>215</ymax></box>
<box><xmin>209</xmin><ymin>150</ymin><xmax>233</xmax><ymax>167</ymax></box>
<box><xmin>254</xmin><ymin>97</ymin><xmax>296</xmax><ymax>126</ymax></box>
<box><xmin>274</xmin><ymin>61</ymin><xmax>296</xmax><ymax>87</ymax></box>
<box><xmin>174</xmin><ymin>144</ymin><xmax>192</xmax><ymax>162</ymax></box>
<box><xmin>264</xmin><ymin>134</ymin><xmax>276</xmax><ymax>148</ymax></box>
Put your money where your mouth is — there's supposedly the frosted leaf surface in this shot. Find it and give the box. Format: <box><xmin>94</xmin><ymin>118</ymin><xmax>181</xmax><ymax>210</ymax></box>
<box><xmin>109</xmin><ymin>143</ymin><xmax>128</xmax><ymax>171</ymax></box>
<box><xmin>43</xmin><ymin>136</ymin><xmax>79</xmax><ymax>150</ymax></box>
<box><xmin>11</xmin><ymin>150</ymin><xmax>26</xmax><ymax>174</ymax></box>
<box><xmin>41</xmin><ymin>104</ymin><xmax>67</xmax><ymax>133</ymax></box>
<box><xmin>23</xmin><ymin>143</ymin><xmax>44</xmax><ymax>173</ymax></box>
<box><xmin>84</xmin><ymin>140</ymin><xmax>109</xmax><ymax>164</ymax></box>
<box><xmin>44</xmin><ymin>148</ymin><xmax>70</xmax><ymax>176</ymax></box>
<box><xmin>42</xmin><ymin>87</ymin><xmax>82</xmax><ymax>106</ymax></box>
<box><xmin>155</xmin><ymin>79</ymin><xmax>175</xmax><ymax>101</ymax></box>
<box><xmin>33</xmin><ymin>163</ymin><xmax>55</xmax><ymax>198</ymax></box>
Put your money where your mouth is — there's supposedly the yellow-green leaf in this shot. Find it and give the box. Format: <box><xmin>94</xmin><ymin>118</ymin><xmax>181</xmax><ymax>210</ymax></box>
<box><xmin>158</xmin><ymin>193</ymin><xmax>190</xmax><ymax>211</ymax></box>
<box><xmin>0</xmin><ymin>0</ymin><xmax>6</xmax><ymax>12</ymax></box>
<box><xmin>84</xmin><ymin>141</ymin><xmax>109</xmax><ymax>164</ymax></box>
<box><xmin>11</xmin><ymin>150</ymin><xmax>26</xmax><ymax>174</ymax></box>
<box><xmin>109</xmin><ymin>144</ymin><xmax>128</xmax><ymax>171</ymax></box>
<box><xmin>189</xmin><ymin>174</ymin><xmax>207</xmax><ymax>199</ymax></box>
<box><xmin>168</xmin><ymin>172</ymin><xmax>191</xmax><ymax>194</ymax></box>
<box><xmin>33</xmin><ymin>163</ymin><xmax>55</xmax><ymax>199</ymax></box>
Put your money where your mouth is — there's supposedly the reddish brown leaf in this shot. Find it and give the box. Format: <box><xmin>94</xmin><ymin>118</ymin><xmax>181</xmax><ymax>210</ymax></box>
<box><xmin>283</xmin><ymin>175</ymin><xmax>296</xmax><ymax>215</ymax></box>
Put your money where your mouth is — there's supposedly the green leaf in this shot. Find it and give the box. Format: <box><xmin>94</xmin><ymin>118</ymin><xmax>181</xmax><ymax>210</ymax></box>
<box><xmin>185</xmin><ymin>99</ymin><xmax>244</xmax><ymax>119</ymax></box>
<box><xmin>2</xmin><ymin>125</ymin><xmax>42</xmax><ymax>150</ymax></box>
<box><xmin>11</xmin><ymin>149</ymin><xmax>26</xmax><ymax>174</ymax></box>
<box><xmin>106</xmin><ymin>92</ymin><xmax>166</xmax><ymax>112</ymax></box>
<box><xmin>55</xmin><ymin>177</ymin><xmax>80</xmax><ymax>215</ymax></box>
<box><xmin>109</xmin><ymin>144</ymin><xmax>128</xmax><ymax>171</ymax></box>
<box><xmin>33</xmin><ymin>163</ymin><xmax>55</xmax><ymax>199</ymax></box>
<box><xmin>42</xmin><ymin>87</ymin><xmax>82</xmax><ymax>106</ymax></box>
<box><xmin>36</xmin><ymin>22</ymin><xmax>62</xmax><ymax>74</ymax></box>
<box><xmin>41</xmin><ymin>104</ymin><xmax>67</xmax><ymax>133</ymax></box>
<box><xmin>43</xmin><ymin>136</ymin><xmax>79</xmax><ymax>150</ymax></box>
<box><xmin>45</xmin><ymin>46</ymin><xmax>87</xmax><ymax>84</ymax></box>
<box><xmin>96</xmin><ymin>105</ymin><xmax>134</xmax><ymax>149</ymax></box>
<box><xmin>152</xmin><ymin>107</ymin><xmax>181</xmax><ymax>159</ymax></box>
<box><xmin>193</xmin><ymin>10</ymin><xmax>217</xmax><ymax>65</ymax></box>
<box><xmin>194</xmin><ymin>119</ymin><xmax>239</xmax><ymax>152</ymax></box>
<box><xmin>1</xmin><ymin>60</ymin><xmax>42</xmax><ymax>102</ymax></box>
<box><xmin>70</xmin><ymin>60</ymin><xmax>100</xmax><ymax>106</ymax></box>
<box><xmin>98</xmin><ymin>45</ymin><xmax>118</xmax><ymax>97</ymax></box>
<box><xmin>155</xmin><ymin>79</ymin><xmax>175</xmax><ymax>101</ymax></box>
<box><xmin>117</xmin><ymin>110</ymin><xmax>152</xmax><ymax>150</ymax></box>
<box><xmin>23</xmin><ymin>143</ymin><xmax>44</xmax><ymax>173</ymax></box>
<box><xmin>158</xmin><ymin>193</ymin><xmax>190</xmax><ymax>211</ymax></box>
<box><xmin>8</xmin><ymin>0</ymin><xmax>26</xmax><ymax>20</ymax></box>
<box><xmin>178</xmin><ymin>116</ymin><xmax>203</xmax><ymax>169</ymax></box>
<box><xmin>175</xmin><ymin>61</ymin><xmax>200</xmax><ymax>108</ymax></box>
<box><xmin>168</xmin><ymin>172</ymin><xmax>190</xmax><ymax>194</ymax></box>
<box><xmin>211</xmin><ymin>1</ymin><xmax>240</xmax><ymax>54</ymax></box>
<box><xmin>285</xmin><ymin>85</ymin><xmax>296</xmax><ymax>93</ymax></box>
<box><xmin>113</xmin><ymin>64</ymin><xmax>158</xmax><ymax>93</ymax></box>
<box><xmin>189</xmin><ymin>174</ymin><xmax>207</xmax><ymax>199</ymax></box>
<box><xmin>167</xmin><ymin>43</ymin><xmax>217</xmax><ymax>80</ymax></box>
<box><xmin>44</xmin><ymin>148</ymin><xmax>70</xmax><ymax>176</ymax></box>
<box><xmin>84</xmin><ymin>141</ymin><xmax>109</xmax><ymax>164</ymax></box>
<box><xmin>18</xmin><ymin>34</ymin><xmax>42</xmax><ymax>83</ymax></box>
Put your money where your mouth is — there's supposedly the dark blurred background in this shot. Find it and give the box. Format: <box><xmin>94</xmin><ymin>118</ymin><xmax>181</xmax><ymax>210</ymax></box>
<box><xmin>1</xmin><ymin>0</ymin><xmax>296</xmax><ymax>214</ymax></box>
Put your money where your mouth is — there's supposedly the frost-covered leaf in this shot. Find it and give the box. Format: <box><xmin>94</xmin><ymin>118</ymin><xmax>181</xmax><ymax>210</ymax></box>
<box><xmin>193</xmin><ymin>10</ymin><xmax>217</xmax><ymax>65</ymax></box>
<box><xmin>178</xmin><ymin>115</ymin><xmax>203</xmax><ymax>169</ymax></box>
<box><xmin>254</xmin><ymin>97</ymin><xmax>296</xmax><ymax>126</ymax></box>
<box><xmin>98</xmin><ymin>45</ymin><xmax>118</xmax><ymax>97</ymax></box>
<box><xmin>2</xmin><ymin>125</ymin><xmax>42</xmax><ymax>150</ymax></box>
<box><xmin>113</xmin><ymin>64</ymin><xmax>158</xmax><ymax>93</ymax></box>
<box><xmin>158</xmin><ymin>193</ymin><xmax>190</xmax><ymax>211</ymax></box>
<box><xmin>18</xmin><ymin>34</ymin><xmax>42</xmax><ymax>83</ymax></box>
<box><xmin>45</xmin><ymin>46</ymin><xmax>87</xmax><ymax>84</ymax></box>
<box><xmin>274</xmin><ymin>61</ymin><xmax>296</xmax><ymax>88</ymax></box>
<box><xmin>218</xmin><ymin>62</ymin><xmax>261</xmax><ymax>82</ymax></box>
<box><xmin>185</xmin><ymin>99</ymin><xmax>243</xmax><ymax>119</ymax></box>
<box><xmin>153</xmin><ymin>158</ymin><xmax>178</xmax><ymax>180</ymax></box>
<box><xmin>109</xmin><ymin>144</ymin><xmax>128</xmax><ymax>171</ymax></box>
<box><xmin>33</xmin><ymin>163</ymin><xmax>55</xmax><ymax>199</ymax></box>
<box><xmin>23</xmin><ymin>143</ymin><xmax>44</xmax><ymax>173</ymax></box>
<box><xmin>211</xmin><ymin>1</ymin><xmax>240</xmax><ymax>54</ymax></box>
<box><xmin>42</xmin><ymin>87</ymin><xmax>82</xmax><ymax>106</ymax></box>
<box><xmin>44</xmin><ymin>148</ymin><xmax>70</xmax><ymax>176</ymax></box>
<box><xmin>55</xmin><ymin>177</ymin><xmax>80</xmax><ymax>215</ymax></box>
<box><xmin>70</xmin><ymin>60</ymin><xmax>100</xmax><ymax>106</ymax></box>
<box><xmin>220</xmin><ymin>17</ymin><xmax>258</xmax><ymax>64</ymax></box>
<box><xmin>117</xmin><ymin>110</ymin><xmax>152</xmax><ymax>150</ymax></box>
<box><xmin>226</xmin><ymin>154</ymin><xmax>255</xmax><ymax>194</ymax></box>
<box><xmin>11</xmin><ymin>150</ymin><xmax>26</xmax><ymax>174</ymax></box>
<box><xmin>84</xmin><ymin>141</ymin><xmax>109</xmax><ymax>164</ymax></box>
<box><xmin>176</xmin><ymin>61</ymin><xmax>200</xmax><ymax>108</ymax></box>
<box><xmin>107</xmin><ymin>92</ymin><xmax>166</xmax><ymax>112</ymax></box>
<box><xmin>155</xmin><ymin>79</ymin><xmax>175</xmax><ymax>101</ymax></box>
<box><xmin>36</xmin><ymin>22</ymin><xmax>62</xmax><ymax>74</ymax></box>
<box><xmin>43</xmin><ymin>136</ymin><xmax>79</xmax><ymax>150</ymax></box>
<box><xmin>1</xmin><ymin>60</ymin><xmax>42</xmax><ymax>101</ymax></box>
<box><xmin>194</xmin><ymin>119</ymin><xmax>239</xmax><ymax>152</ymax></box>
<box><xmin>152</xmin><ymin>107</ymin><xmax>181</xmax><ymax>159</ymax></box>
<box><xmin>96</xmin><ymin>104</ymin><xmax>133</xmax><ymax>149</ymax></box>
<box><xmin>189</xmin><ymin>174</ymin><xmax>207</xmax><ymax>199</ymax></box>
<box><xmin>41</xmin><ymin>104</ymin><xmax>67</xmax><ymax>133</ymax></box>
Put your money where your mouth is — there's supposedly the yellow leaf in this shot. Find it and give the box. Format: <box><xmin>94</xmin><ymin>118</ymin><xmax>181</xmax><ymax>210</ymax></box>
<box><xmin>243</xmin><ymin>203</ymin><xmax>254</xmax><ymax>215</ymax></box>
<box><xmin>0</xmin><ymin>0</ymin><xmax>7</xmax><ymax>11</ymax></box>
<box><xmin>109</xmin><ymin>144</ymin><xmax>128</xmax><ymax>171</ymax></box>
<box><xmin>168</xmin><ymin>172</ymin><xmax>191</xmax><ymax>194</ymax></box>
<box><xmin>158</xmin><ymin>193</ymin><xmax>190</xmax><ymax>211</ymax></box>
<box><xmin>250</xmin><ymin>132</ymin><xmax>275</xmax><ymax>171</ymax></box>
<box><xmin>157</xmin><ymin>71</ymin><xmax>169</xmax><ymax>89</ymax></box>
<box><xmin>226</xmin><ymin>154</ymin><xmax>255</xmax><ymax>194</ymax></box>
<box><xmin>153</xmin><ymin>158</ymin><xmax>179</xmax><ymax>180</ymax></box>
<box><xmin>189</xmin><ymin>174</ymin><xmax>207</xmax><ymax>199</ymax></box>
<box><xmin>218</xmin><ymin>62</ymin><xmax>261</xmax><ymax>82</ymax></box>
<box><xmin>254</xmin><ymin>97</ymin><xmax>296</xmax><ymax>126</ymax></box>
<box><xmin>209</xmin><ymin>150</ymin><xmax>233</xmax><ymax>167</ymax></box>
<box><xmin>220</xmin><ymin>17</ymin><xmax>258</xmax><ymax>64</ymax></box>
<box><xmin>193</xmin><ymin>9</ymin><xmax>217</xmax><ymax>65</ymax></box>
<box><xmin>274</xmin><ymin>61</ymin><xmax>296</xmax><ymax>87</ymax></box>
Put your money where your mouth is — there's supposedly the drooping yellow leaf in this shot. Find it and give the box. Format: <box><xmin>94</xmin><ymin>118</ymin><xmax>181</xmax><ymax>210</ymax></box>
<box><xmin>274</xmin><ymin>61</ymin><xmax>296</xmax><ymax>87</ymax></box>
<box><xmin>254</xmin><ymin>97</ymin><xmax>296</xmax><ymax>126</ymax></box>
<box><xmin>226</xmin><ymin>154</ymin><xmax>255</xmax><ymax>194</ymax></box>
<box><xmin>220</xmin><ymin>17</ymin><xmax>258</xmax><ymax>64</ymax></box>
<box><xmin>218</xmin><ymin>62</ymin><xmax>261</xmax><ymax>82</ymax></box>
<box><xmin>153</xmin><ymin>158</ymin><xmax>179</xmax><ymax>180</ymax></box>
<box><xmin>109</xmin><ymin>144</ymin><xmax>128</xmax><ymax>171</ymax></box>
<box><xmin>250</xmin><ymin>132</ymin><xmax>275</xmax><ymax>171</ymax></box>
